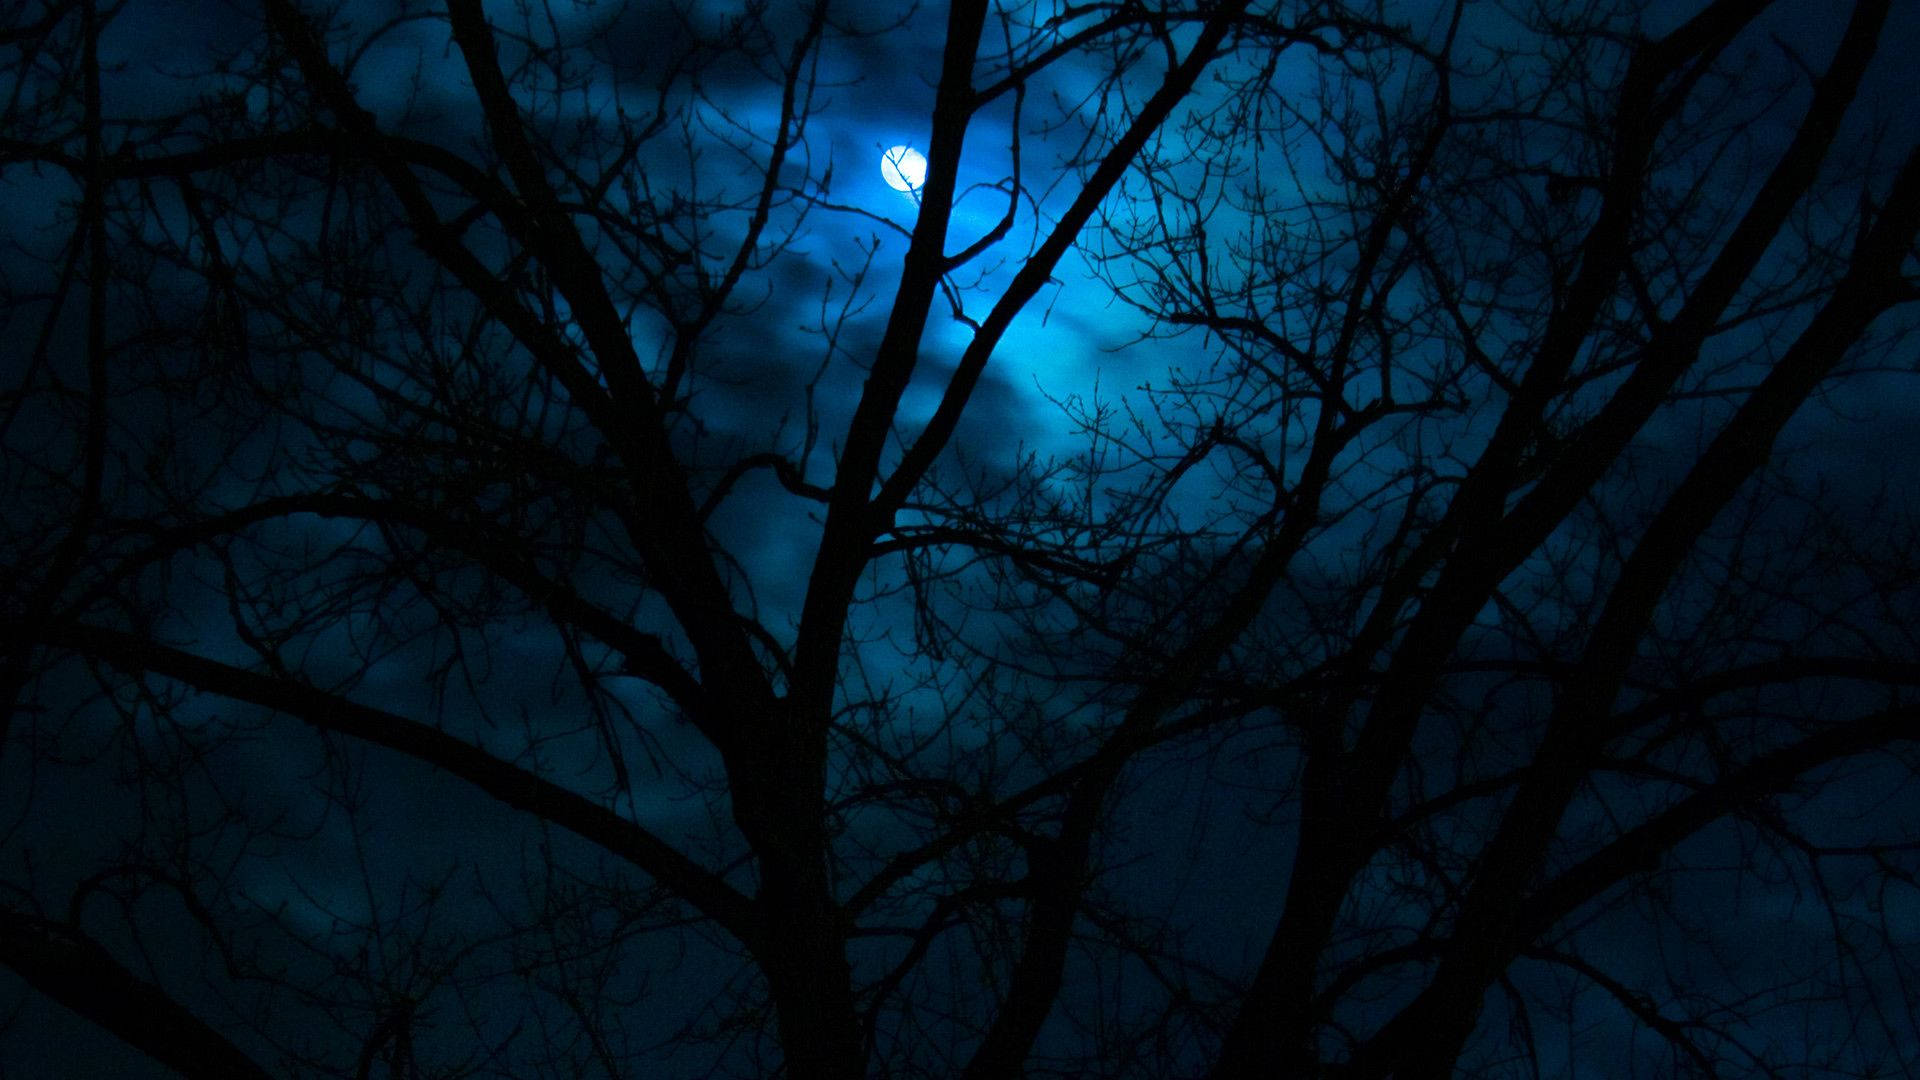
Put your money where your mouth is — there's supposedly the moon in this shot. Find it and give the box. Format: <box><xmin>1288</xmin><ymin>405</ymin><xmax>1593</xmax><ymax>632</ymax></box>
<box><xmin>881</xmin><ymin>145</ymin><xmax>927</xmax><ymax>193</ymax></box>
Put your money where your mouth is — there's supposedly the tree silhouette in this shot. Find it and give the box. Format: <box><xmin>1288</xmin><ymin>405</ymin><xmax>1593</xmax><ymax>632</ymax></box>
<box><xmin>3</xmin><ymin>0</ymin><xmax>1918</xmax><ymax>1077</ymax></box>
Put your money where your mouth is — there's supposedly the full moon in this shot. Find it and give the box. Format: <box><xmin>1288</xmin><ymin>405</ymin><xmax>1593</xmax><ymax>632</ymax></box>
<box><xmin>881</xmin><ymin>145</ymin><xmax>927</xmax><ymax>193</ymax></box>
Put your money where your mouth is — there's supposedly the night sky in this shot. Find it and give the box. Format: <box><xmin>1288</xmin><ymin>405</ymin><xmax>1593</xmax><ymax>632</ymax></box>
<box><xmin>4</xmin><ymin>0</ymin><xmax>1920</xmax><ymax>1077</ymax></box>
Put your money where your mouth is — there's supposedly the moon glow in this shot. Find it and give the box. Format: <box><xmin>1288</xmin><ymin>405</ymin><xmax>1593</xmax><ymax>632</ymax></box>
<box><xmin>881</xmin><ymin>145</ymin><xmax>927</xmax><ymax>192</ymax></box>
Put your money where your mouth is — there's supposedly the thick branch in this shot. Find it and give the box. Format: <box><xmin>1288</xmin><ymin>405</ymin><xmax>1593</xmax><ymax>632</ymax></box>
<box><xmin>1353</xmin><ymin>704</ymin><xmax>1920</xmax><ymax>1078</ymax></box>
<box><xmin>0</xmin><ymin>910</ymin><xmax>274</xmax><ymax>1080</ymax></box>
<box><xmin>37</xmin><ymin>621</ymin><xmax>761</xmax><ymax>944</ymax></box>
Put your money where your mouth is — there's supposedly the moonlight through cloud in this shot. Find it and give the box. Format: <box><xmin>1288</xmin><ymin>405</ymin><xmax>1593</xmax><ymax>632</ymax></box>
<box><xmin>881</xmin><ymin>144</ymin><xmax>928</xmax><ymax>193</ymax></box>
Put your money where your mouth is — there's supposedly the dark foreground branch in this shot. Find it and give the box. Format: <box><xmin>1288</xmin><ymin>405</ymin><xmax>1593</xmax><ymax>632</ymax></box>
<box><xmin>0</xmin><ymin>910</ymin><xmax>273</xmax><ymax>1080</ymax></box>
<box><xmin>34</xmin><ymin>621</ymin><xmax>762</xmax><ymax>945</ymax></box>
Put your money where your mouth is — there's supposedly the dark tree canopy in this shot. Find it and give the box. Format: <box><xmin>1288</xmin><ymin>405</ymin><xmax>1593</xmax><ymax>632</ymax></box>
<box><xmin>3</xmin><ymin>0</ymin><xmax>1919</xmax><ymax>1076</ymax></box>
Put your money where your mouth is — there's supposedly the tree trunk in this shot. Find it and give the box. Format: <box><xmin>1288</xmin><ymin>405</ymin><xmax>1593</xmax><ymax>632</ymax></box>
<box><xmin>730</xmin><ymin>718</ymin><xmax>864</xmax><ymax>1080</ymax></box>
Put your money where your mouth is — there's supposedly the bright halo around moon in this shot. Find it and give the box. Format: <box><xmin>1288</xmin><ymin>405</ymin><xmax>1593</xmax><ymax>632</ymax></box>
<box><xmin>881</xmin><ymin>145</ymin><xmax>927</xmax><ymax>193</ymax></box>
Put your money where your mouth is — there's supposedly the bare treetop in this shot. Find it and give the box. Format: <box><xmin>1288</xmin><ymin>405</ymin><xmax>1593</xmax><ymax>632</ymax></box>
<box><xmin>2</xmin><ymin>1</ymin><xmax>1918</xmax><ymax>1077</ymax></box>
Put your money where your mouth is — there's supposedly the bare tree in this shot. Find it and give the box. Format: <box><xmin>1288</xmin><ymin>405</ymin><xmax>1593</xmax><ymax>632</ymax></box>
<box><xmin>3</xmin><ymin>0</ymin><xmax>1918</xmax><ymax>1077</ymax></box>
